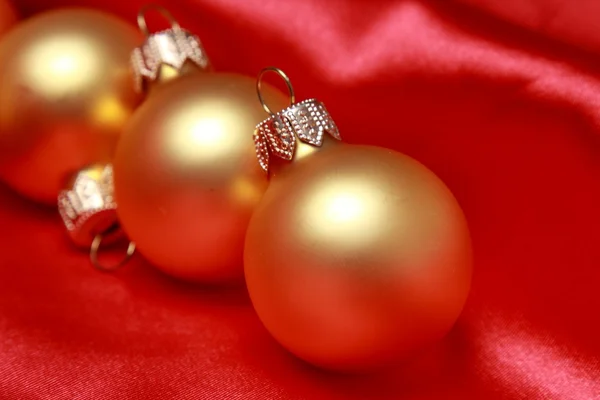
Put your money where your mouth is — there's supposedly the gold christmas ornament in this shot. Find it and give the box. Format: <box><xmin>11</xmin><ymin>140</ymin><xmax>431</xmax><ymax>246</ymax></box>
<box><xmin>113</xmin><ymin>6</ymin><xmax>288</xmax><ymax>283</ymax></box>
<box><xmin>244</xmin><ymin>68</ymin><xmax>473</xmax><ymax>372</ymax></box>
<box><xmin>0</xmin><ymin>8</ymin><xmax>143</xmax><ymax>204</ymax></box>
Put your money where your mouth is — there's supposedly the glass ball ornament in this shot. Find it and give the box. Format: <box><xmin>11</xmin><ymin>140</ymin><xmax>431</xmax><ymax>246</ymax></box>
<box><xmin>113</xmin><ymin>7</ymin><xmax>288</xmax><ymax>283</ymax></box>
<box><xmin>0</xmin><ymin>8</ymin><xmax>143</xmax><ymax>204</ymax></box>
<box><xmin>243</xmin><ymin>68</ymin><xmax>473</xmax><ymax>372</ymax></box>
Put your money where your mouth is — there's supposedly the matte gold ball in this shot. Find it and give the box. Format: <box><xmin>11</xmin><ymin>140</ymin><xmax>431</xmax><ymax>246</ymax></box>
<box><xmin>0</xmin><ymin>8</ymin><xmax>142</xmax><ymax>204</ymax></box>
<box><xmin>244</xmin><ymin>141</ymin><xmax>473</xmax><ymax>371</ymax></box>
<box><xmin>114</xmin><ymin>72</ymin><xmax>288</xmax><ymax>283</ymax></box>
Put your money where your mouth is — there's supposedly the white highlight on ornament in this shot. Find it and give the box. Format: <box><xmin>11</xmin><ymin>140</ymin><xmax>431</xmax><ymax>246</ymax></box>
<box><xmin>190</xmin><ymin>118</ymin><xmax>226</xmax><ymax>147</ymax></box>
<box><xmin>299</xmin><ymin>178</ymin><xmax>388</xmax><ymax>249</ymax></box>
<box><xmin>327</xmin><ymin>194</ymin><xmax>363</xmax><ymax>223</ymax></box>
<box><xmin>166</xmin><ymin>105</ymin><xmax>244</xmax><ymax>168</ymax></box>
<box><xmin>25</xmin><ymin>35</ymin><xmax>100</xmax><ymax>97</ymax></box>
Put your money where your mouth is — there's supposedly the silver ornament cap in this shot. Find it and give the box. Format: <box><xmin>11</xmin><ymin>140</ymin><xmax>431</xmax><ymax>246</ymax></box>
<box><xmin>130</xmin><ymin>5</ymin><xmax>210</xmax><ymax>93</ymax></box>
<box><xmin>58</xmin><ymin>163</ymin><xmax>123</xmax><ymax>248</ymax></box>
<box><xmin>253</xmin><ymin>67</ymin><xmax>341</xmax><ymax>174</ymax></box>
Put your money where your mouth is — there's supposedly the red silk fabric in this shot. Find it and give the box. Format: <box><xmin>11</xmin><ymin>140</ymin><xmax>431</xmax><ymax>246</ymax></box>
<box><xmin>2</xmin><ymin>0</ymin><xmax>600</xmax><ymax>398</ymax></box>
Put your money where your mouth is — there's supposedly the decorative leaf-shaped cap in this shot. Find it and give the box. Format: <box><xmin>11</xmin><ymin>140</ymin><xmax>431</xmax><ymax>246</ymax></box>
<box><xmin>58</xmin><ymin>164</ymin><xmax>135</xmax><ymax>271</ymax></box>
<box><xmin>130</xmin><ymin>5</ymin><xmax>210</xmax><ymax>93</ymax></box>
<box><xmin>253</xmin><ymin>67</ymin><xmax>341</xmax><ymax>173</ymax></box>
<box><xmin>58</xmin><ymin>164</ymin><xmax>120</xmax><ymax>247</ymax></box>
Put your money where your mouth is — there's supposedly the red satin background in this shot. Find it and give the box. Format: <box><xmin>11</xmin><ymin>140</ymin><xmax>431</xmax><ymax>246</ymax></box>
<box><xmin>1</xmin><ymin>0</ymin><xmax>600</xmax><ymax>398</ymax></box>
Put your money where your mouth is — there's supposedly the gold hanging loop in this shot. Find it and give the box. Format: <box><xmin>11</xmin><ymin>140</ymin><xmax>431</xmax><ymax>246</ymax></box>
<box><xmin>90</xmin><ymin>234</ymin><xmax>136</xmax><ymax>272</ymax></box>
<box><xmin>257</xmin><ymin>66</ymin><xmax>296</xmax><ymax>116</ymax></box>
<box><xmin>137</xmin><ymin>4</ymin><xmax>181</xmax><ymax>37</ymax></box>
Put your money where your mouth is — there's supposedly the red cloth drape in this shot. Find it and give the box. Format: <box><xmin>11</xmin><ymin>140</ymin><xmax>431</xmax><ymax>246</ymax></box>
<box><xmin>1</xmin><ymin>0</ymin><xmax>599</xmax><ymax>398</ymax></box>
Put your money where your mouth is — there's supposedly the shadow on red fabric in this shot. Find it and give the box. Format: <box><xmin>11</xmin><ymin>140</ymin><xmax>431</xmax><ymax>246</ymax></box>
<box><xmin>1</xmin><ymin>0</ymin><xmax>599</xmax><ymax>398</ymax></box>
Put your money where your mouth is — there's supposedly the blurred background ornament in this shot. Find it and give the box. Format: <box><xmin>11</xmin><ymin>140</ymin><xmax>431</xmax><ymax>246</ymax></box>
<box><xmin>244</xmin><ymin>68</ymin><xmax>473</xmax><ymax>372</ymax></box>
<box><xmin>58</xmin><ymin>163</ymin><xmax>118</xmax><ymax>248</ymax></box>
<box><xmin>0</xmin><ymin>8</ymin><xmax>143</xmax><ymax>204</ymax></box>
<box><xmin>58</xmin><ymin>163</ymin><xmax>136</xmax><ymax>271</ymax></box>
<box><xmin>113</xmin><ymin>5</ymin><xmax>288</xmax><ymax>283</ymax></box>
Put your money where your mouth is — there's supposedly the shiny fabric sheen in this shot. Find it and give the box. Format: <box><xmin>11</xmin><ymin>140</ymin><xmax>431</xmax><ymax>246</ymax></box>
<box><xmin>2</xmin><ymin>0</ymin><xmax>600</xmax><ymax>398</ymax></box>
